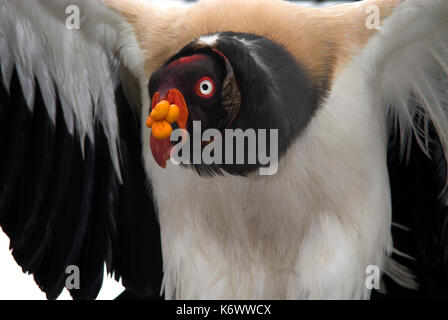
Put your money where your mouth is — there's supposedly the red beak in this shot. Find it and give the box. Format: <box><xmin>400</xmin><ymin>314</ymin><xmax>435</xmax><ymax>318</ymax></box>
<box><xmin>148</xmin><ymin>89</ymin><xmax>188</xmax><ymax>168</ymax></box>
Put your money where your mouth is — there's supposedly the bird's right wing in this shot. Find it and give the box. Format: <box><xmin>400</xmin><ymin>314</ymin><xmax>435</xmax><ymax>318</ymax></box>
<box><xmin>0</xmin><ymin>0</ymin><xmax>171</xmax><ymax>299</ymax></box>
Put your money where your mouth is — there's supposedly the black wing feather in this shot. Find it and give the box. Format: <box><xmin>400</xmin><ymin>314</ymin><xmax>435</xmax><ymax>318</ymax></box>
<box><xmin>111</xmin><ymin>84</ymin><xmax>163</xmax><ymax>297</ymax></box>
<box><xmin>373</xmin><ymin>122</ymin><xmax>448</xmax><ymax>299</ymax></box>
<box><xmin>0</xmin><ymin>67</ymin><xmax>163</xmax><ymax>300</ymax></box>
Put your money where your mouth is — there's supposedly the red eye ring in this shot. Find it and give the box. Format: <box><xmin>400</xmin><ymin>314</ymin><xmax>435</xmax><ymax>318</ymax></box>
<box><xmin>195</xmin><ymin>76</ymin><xmax>215</xmax><ymax>98</ymax></box>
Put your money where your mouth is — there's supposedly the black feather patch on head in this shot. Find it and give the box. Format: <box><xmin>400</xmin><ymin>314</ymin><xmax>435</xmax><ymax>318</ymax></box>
<box><xmin>211</xmin><ymin>32</ymin><xmax>322</xmax><ymax>175</ymax></box>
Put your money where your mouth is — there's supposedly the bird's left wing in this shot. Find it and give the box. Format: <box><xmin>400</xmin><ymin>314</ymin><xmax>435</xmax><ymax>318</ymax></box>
<box><xmin>0</xmin><ymin>0</ymin><xmax>170</xmax><ymax>299</ymax></box>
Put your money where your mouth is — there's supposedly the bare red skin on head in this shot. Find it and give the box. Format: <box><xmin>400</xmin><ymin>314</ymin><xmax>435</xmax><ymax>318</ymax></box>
<box><xmin>168</xmin><ymin>54</ymin><xmax>207</xmax><ymax>68</ymax></box>
<box><xmin>149</xmin><ymin>52</ymin><xmax>219</xmax><ymax>168</ymax></box>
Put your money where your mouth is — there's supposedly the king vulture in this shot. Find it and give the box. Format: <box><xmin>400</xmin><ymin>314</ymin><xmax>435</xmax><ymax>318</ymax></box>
<box><xmin>1</xmin><ymin>0</ymin><xmax>448</xmax><ymax>300</ymax></box>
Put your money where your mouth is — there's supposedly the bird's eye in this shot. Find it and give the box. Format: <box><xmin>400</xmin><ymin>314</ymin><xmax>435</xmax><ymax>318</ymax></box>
<box><xmin>195</xmin><ymin>76</ymin><xmax>215</xmax><ymax>98</ymax></box>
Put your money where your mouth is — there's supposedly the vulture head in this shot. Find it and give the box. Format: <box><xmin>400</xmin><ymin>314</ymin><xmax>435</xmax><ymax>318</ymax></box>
<box><xmin>102</xmin><ymin>0</ymin><xmax>400</xmax><ymax>178</ymax></box>
<box><xmin>146</xmin><ymin>32</ymin><xmax>320</xmax><ymax>176</ymax></box>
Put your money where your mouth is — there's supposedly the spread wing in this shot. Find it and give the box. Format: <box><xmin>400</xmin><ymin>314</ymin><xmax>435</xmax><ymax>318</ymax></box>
<box><xmin>359</xmin><ymin>0</ymin><xmax>448</xmax><ymax>298</ymax></box>
<box><xmin>0</xmin><ymin>0</ymin><xmax>162</xmax><ymax>299</ymax></box>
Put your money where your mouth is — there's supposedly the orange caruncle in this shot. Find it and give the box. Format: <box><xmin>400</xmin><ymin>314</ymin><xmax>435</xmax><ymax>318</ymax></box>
<box><xmin>146</xmin><ymin>100</ymin><xmax>181</xmax><ymax>140</ymax></box>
